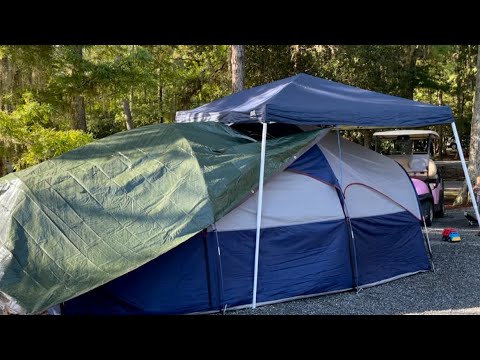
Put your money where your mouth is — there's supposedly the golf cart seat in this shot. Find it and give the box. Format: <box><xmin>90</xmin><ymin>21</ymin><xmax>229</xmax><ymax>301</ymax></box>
<box><xmin>393</xmin><ymin>156</ymin><xmax>437</xmax><ymax>179</ymax></box>
<box><xmin>409</xmin><ymin>158</ymin><xmax>437</xmax><ymax>179</ymax></box>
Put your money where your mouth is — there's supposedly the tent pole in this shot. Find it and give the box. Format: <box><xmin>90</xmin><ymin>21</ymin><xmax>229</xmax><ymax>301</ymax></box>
<box><xmin>451</xmin><ymin>122</ymin><xmax>480</xmax><ymax>225</ymax></box>
<box><xmin>422</xmin><ymin>214</ymin><xmax>435</xmax><ymax>272</ymax></box>
<box><xmin>252</xmin><ymin>122</ymin><xmax>268</xmax><ymax>309</ymax></box>
<box><xmin>336</xmin><ymin>128</ymin><xmax>359</xmax><ymax>289</ymax></box>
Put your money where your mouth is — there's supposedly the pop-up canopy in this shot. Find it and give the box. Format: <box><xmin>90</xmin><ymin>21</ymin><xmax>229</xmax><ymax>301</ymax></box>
<box><xmin>176</xmin><ymin>73</ymin><xmax>454</xmax><ymax>127</ymax></box>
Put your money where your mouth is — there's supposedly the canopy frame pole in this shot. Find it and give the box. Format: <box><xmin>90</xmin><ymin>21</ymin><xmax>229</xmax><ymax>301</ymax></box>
<box><xmin>451</xmin><ymin>122</ymin><xmax>480</xmax><ymax>225</ymax></box>
<box><xmin>336</xmin><ymin>127</ymin><xmax>359</xmax><ymax>289</ymax></box>
<box><xmin>252</xmin><ymin>122</ymin><xmax>268</xmax><ymax>309</ymax></box>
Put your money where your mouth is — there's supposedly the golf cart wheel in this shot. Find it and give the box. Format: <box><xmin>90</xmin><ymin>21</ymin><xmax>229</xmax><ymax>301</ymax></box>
<box><xmin>422</xmin><ymin>200</ymin><xmax>434</xmax><ymax>226</ymax></box>
<box><xmin>435</xmin><ymin>191</ymin><xmax>445</xmax><ymax>218</ymax></box>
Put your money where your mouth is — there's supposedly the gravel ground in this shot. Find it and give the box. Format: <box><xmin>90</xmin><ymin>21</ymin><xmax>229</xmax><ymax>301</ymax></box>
<box><xmin>227</xmin><ymin>208</ymin><xmax>480</xmax><ymax>315</ymax></box>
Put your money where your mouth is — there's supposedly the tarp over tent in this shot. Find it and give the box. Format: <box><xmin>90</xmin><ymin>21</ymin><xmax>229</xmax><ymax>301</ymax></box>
<box><xmin>63</xmin><ymin>132</ymin><xmax>430</xmax><ymax>315</ymax></box>
<box><xmin>175</xmin><ymin>73</ymin><xmax>454</xmax><ymax>127</ymax></box>
<box><xmin>0</xmin><ymin>122</ymin><xmax>322</xmax><ymax>314</ymax></box>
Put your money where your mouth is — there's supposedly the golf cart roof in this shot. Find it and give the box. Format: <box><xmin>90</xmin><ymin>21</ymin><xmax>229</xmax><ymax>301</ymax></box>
<box><xmin>372</xmin><ymin>130</ymin><xmax>439</xmax><ymax>140</ymax></box>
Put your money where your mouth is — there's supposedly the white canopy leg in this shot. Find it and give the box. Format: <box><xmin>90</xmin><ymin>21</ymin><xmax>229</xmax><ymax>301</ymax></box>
<box><xmin>252</xmin><ymin>122</ymin><xmax>268</xmax><ymax>309</ymax></box>
<box><xmin>451</xmin><ymin>122</ymin><xmax>480</xmax><ymax>225</ymax></box>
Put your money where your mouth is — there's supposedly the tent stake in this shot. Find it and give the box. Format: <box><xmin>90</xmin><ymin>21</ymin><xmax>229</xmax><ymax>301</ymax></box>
<box><xmin>252</xmin><ymin>122</ymin><xmax>267</xmax><ymax>309</ymax></box>
<box><xmin>451</xmin><ymin>122</ymin><xmax>480</xmax><ymax>225</ymax></box>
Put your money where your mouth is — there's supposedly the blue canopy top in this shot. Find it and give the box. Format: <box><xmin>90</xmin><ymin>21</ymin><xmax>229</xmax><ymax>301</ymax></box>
<box><xmin>175</xmin><ymin>73</ymin><xmax>454</xmax><ymax>127</ymax></box>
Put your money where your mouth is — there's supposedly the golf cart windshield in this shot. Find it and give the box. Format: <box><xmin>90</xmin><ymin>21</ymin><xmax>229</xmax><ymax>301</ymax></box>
<box><xmin>373</xmin><ymin>130</ymin><xmax>439</xmax><ymax>181</ymax></box>
<box><xmin>392</xmin><ymin>138</ymin><xmax>412</xmax><ymax>155</ymax></box>
<box><xmin>379</xmin><ymin>137</ymin><xmax>431</xmax><ymax>156</ymax></box>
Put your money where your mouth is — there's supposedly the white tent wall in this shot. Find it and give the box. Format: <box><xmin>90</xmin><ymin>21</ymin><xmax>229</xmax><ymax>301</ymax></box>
<box><xmin>213</xmin><ymin>171</ymin><xmax>345</xmax><ymax>232</ymax></box>
<box><xmin>343</xmin><ymin>186</ymin><xmax>413</xmax><ymax>219</ymax></box>
<box><xmin>318</xmin><ymin>133</ymin><xmax>422</xmax><ymax>219</ymax></box>
<box><xmin>216</xmin><ymin>132</ymin><xmax>422</xmax><ymax>233</ymax></box>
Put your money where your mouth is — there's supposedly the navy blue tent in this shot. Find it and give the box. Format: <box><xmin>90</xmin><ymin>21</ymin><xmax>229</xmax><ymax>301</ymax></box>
<box><xmin>176</xmin><ymin>73</ymin><xmax>454</xmax><ymax>127</ymax></box>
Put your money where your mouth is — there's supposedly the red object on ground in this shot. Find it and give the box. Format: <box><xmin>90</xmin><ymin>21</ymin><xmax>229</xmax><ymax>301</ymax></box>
<box><xmin>442</xmin><ymin>228</ymin><xmax>457</xmax><ymax>237</ymax></box>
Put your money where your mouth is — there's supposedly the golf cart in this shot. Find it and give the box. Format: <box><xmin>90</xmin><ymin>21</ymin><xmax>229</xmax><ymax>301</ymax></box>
<box><xmin>373</xmin><ymin>130</ymin><xmax>445</xmax><ymax>226</ymax></box>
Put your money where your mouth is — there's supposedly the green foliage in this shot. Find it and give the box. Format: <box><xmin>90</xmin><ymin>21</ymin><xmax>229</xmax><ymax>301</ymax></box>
<box><xmin>414</xmin><ymin>45</ymin><xmax>477</xmax><ymax>144</ymax></box>
<box><xmin>0</xmin><ymin>93</ymin><xmax>93</xmax><ymax>170</ymax></box>
<box><xmin>1</xmin><ymin>44</ymin><xmax>478</xmax><ymax>171</ymax></box>
<box><xmin>246</xmin><ymin>45</ymin><xmax>294</xmax><ymax>86</ymax></box>
<box><xmin>16</xmin><ymin>126</ymin><xmax>92</xmax><ymax>169</ymax></box>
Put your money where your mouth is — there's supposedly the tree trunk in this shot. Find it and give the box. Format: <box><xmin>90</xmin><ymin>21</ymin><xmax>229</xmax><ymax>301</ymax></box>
<box><xmin>0</xmin><ymin>57</ymin><xmax>6</xmax><ymax>111</ymax></box>
<box><xmin>157</xmin><ymin>81</ymin><xmax>163</xmax><ymax>123</ymax></box>
<box><xmin>363</xmin><ymin>130</ymin><xmax>373</xmax><ymax>149</ymax></box>
<box><xmin>70</xmin><ymin>45</ymin><xmax>87</xmax><ymax>131</ymax></box>
<box><xmin>453</xmin><ymin>46</ymin><xmax>467</xmax><ymax>144</ymax></box>
<box><xmin>291</xmin><ymin>45</ymin><xmax>300</xmax><ymax>71</ymax></box>
<box><xmin>438</xmin><ymin>91</ymin><xmax>445</xmax><ymax>159</ymax></box>
<box><xmin>0</xmin><ymin>156</ymin><xmax>4</xmax><ymax>177</ymax></box>
<box><xmin>454</xmin><ymin>45</ymin><xmax>480</xmax><ymax>206</ymax></box>
<box><xmin>227</xmin><ymin>46</ymin><xmax>232</xmax><ymax>79</ymax></box>
<box><xmin>402</xmin><ymin>45</ymin><xmax>418</xmax><ymax>99</ymax></box>
<box><xmin>231</xmin><ymin>45</ymin><xmax>245</xmax><ymax>93</ymax></box>
<box><xmin>123</xmin><ymin>98</ymin><xmax>134</xmax><ymax>130</ymax></box>
<box><xmin>456</xmin><ymin>75</ymin><xmax>464</xmax><ymax>134</ymax></box>
<box><xmin>438</xmin><ymin>126</ymin><xmax>444</xmax><ymax>159</ymax></box>
<box><xmin>71</xmin><ymin>95</ymin><xmax>87</xmax><ymax>131</ymax></box>
<box><xmin>0</xmin><ymin>56</ymin><xmax>14</xmax><ymax>112</ymax></box>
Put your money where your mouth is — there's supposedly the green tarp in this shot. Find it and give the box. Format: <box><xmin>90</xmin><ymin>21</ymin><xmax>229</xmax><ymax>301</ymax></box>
<box><xmin>0</xmin><ymin>122</ymin><xmax>322</xmax><ymax>314</ymax></box>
